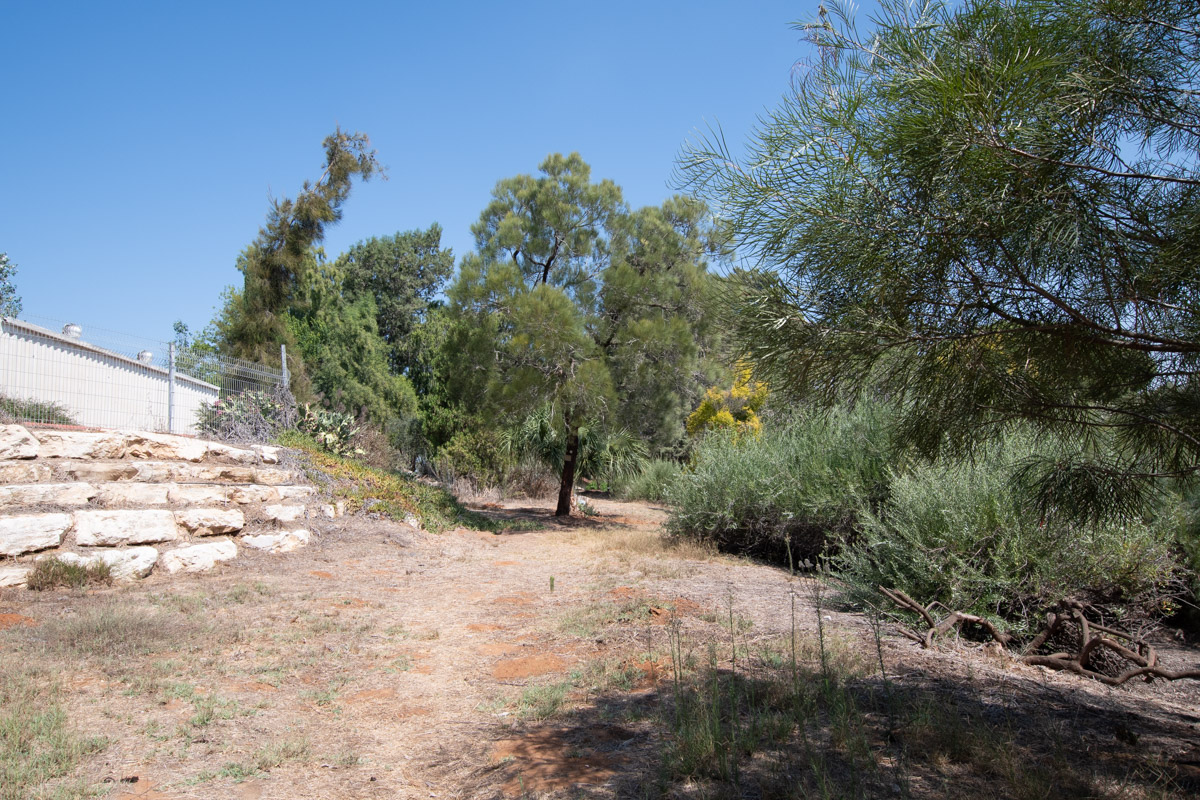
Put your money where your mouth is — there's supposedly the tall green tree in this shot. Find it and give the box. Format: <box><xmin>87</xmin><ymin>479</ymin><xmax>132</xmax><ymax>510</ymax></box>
<box><xmin>0</xmin><ymin>252</ymin><xmax>20</xmax><ymax>317</ymax></box>
<box><xmin>337</xmin><ymin>225</ymin><xmax>455</xmax><ymax>374</ymax></box>
<box><xmin>679</xmin><ymin>0</ymin><xmax>1200</xmax><ymax>519</ymax></box>
<box><xmin>219</xmin><ymin>129</ymin><xmax>380</xmax><ymax>393</ymax></box>
<box><xmin>450</xmin><ymin>154</ymin><xmax>723</xmax><ymax>515</ymax></box>
<box><xmin>286</xmin><ymin>255</ymin><xmax>418</xmax><ymax>425</ymax></box>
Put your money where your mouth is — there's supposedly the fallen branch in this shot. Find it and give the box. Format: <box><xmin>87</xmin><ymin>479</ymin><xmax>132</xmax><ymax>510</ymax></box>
<box><xmin>877</xmin><ymin>589</ymin><xmax>1200</xmax><ymax>686</ymax></box>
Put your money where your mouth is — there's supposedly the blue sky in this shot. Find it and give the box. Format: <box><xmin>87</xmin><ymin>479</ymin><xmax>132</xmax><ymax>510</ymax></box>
<box><xmin>3</xmin><ymin>1</ymin><xmax>879</xmax><ymax>345</ymax></box>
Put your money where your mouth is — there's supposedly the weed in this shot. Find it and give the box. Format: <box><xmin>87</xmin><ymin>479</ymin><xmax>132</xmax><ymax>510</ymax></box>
<box><xmin>26</xmin><ymin>558</ymin><xmax>112</xmax><ymax>591</ymax></box>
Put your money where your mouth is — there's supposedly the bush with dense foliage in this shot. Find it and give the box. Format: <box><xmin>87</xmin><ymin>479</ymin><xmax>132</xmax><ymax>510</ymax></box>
<box><xmin>667</xmin><ymin>403</ymin><xmax>895</xmax><ymax>565</ymax></box>
<box><xmin>836</xmin><ymin>433</ymin><xmax>1183</xmax><ymax>634</ymax></box>
<box><xmin>613</xmin><ymin>458</ymin><xmax>683</xmax><ymax>503</ymax></box>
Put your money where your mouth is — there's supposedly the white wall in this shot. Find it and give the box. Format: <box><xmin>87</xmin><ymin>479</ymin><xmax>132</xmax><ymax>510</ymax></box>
<box><xmin>0</xmin><ymin>318</ymin><xmax>218</xmax><ymax>434</ymax></box>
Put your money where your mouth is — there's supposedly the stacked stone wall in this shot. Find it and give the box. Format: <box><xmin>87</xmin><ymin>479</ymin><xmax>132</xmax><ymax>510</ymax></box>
<box><xmin>0</xmin><ymin>425</ymin><xmax>336</xmax><ymax>587</ymax></box>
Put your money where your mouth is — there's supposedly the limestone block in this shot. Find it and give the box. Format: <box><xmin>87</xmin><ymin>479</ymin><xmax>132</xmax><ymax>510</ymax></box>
<box><xmin>0</xmin><ymin>462</ymin><xmax>52</xmax><ymax>483</ymax></box>
<box><xmin>49</xmin><ymin>546</ymin><xmax>158</xmax><ymax>580</ymax></box>
<box><xmin>0</xmin><ymin>565</ymin><xmax>31</xmax><ymax>588</ymax></box>
<box><xmin>167</xmin><ymin>485</ymin><xmax>230</xmax><ymax>505</ymax></box>
<box><xmin>131</xmin><ymin>462</ymin><xmax>256</xmax><ymax>484</ymax></box>
<box><xmin>60</xmin><ymin>461</ymin><xmax>139</xmax><ymax>482</ymax></box>
<box><xmin>119</xmin><ymin>432</ymin><xmax>209</xmax><ymax>462</ymax></box>
<box><xmin>95</xmin><ymin>483</ymin><xmax>169</xmax><ymax>507</ymax></box>
<box><xmin>0</xmin><ymin>483</ymin><xmax>96</xmax><ymax>509</ymax></box>
<box><xmin>318</xmin><ymin>504</ymin><xmax>336</xmax><ymax>519</ymax></box>
<box><xmin>0</xmin><ymin>425</ymin><xmax>38</xmax><ymax>459</ymax></box>
<box><xmin>34</xmin><ymin>431</ymin><xmax>127</xmax><ymax>459</ymax></box>
<box><xmin>0</xmin><ymin>513</ymin><xmax>72</xmax><ymax>555</ymax></box>
<box><xmin>276</xmin><ymin>486</ymin><xmax>317</xmax><ymax>501</ymax></box>
<box><xmin>241</xmin><ymin>528</ymin><xmax>310</xmax><ymax>554</ymax></box>
<box><xmin>74</xmin><ymin>509</ymin><xmax>179</xmax><ymax>546</ymax></box>
<box><xmin>159</xmin><ymin>539</ymin><xmax>237</xmax><ymax>573</ymax></box>
<box><xmin>228</xmin><ymin>486</ymin><xmax>280</xmax><ymax>504</ymax></box>
<box><xmin>253</xmin><ymin>468</ymin><xmax>297</xmax><ymax>486</ymax></box>
<box><xmin>175</xmin><ymin>508</ymin><xmax>244</xmax><ymax>536</ymax></box>
<box><xmin>201</xmin><ymin>440</ymin><xmax>260</xmax><ymax>464</ymax></box>
<box><xmin>263</xmin><ymin>504</ymin><xmax>305</xmax><ymax>523</ymax></box>
<box><xmin>253</xmin><ymin>445</ymin><xmax>281</xmax><ymax>464</ymax></box>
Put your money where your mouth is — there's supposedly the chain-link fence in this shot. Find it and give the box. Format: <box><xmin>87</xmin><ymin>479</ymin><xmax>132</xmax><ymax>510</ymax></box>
<box><xmin>0</xmin><ymin>315</ymin><xmax>287</xmax><ymax>435</ymax></box>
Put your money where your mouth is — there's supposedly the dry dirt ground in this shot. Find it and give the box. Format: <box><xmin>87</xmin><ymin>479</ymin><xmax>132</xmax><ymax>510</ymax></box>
<box><xmin>3</xmin><ymin>495</ymin><xmax>1200</xmax><ymax>799</ymax></box>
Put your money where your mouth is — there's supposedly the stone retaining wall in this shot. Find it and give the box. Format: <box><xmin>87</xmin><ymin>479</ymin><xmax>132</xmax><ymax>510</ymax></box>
<box><xmin>0</xmin><ymin>425</ymin><xmax>336</xmax><ymax>587</ymax></box>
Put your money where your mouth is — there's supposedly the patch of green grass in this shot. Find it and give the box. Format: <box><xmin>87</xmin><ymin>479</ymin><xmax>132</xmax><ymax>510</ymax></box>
<box><xmin>0</xmin><ymin>662</ymin><xmax>107</xmax><ymax>800</ymax></box>
<box><xmin>516</xmin><ymin>683</ymin><xmax>572</xmax><ymax>721</ymax></box>
<box><xmin>278</xmin><ymin>430</ymin><xmax>538</xmax><ymax>533</ymax></box>
<box><xmin>26</xmin><ymin>558</ymin><xmax>112</xmax><ymax>591</ymax></box>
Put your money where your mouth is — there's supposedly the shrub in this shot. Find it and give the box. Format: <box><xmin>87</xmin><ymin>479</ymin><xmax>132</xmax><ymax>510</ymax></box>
<box><xmin>614</xmin><ymin>458</ymin><xmax>682</xmax><ymax>503</ymax></box>
<box><xmin>26</xmin><ymin>558</ymin><xmax>112</xmax><ymax>591</ymax></box>
<box><xmin>667</xmin><ymin>403</ymin><xmax>895</xmax><ymax>565</ymax></box>
<box><xmin>685</xmin><ymin>366</ymin><xmax>768</xmax><ymax>438</ymax></box>
<box><xmin>431</xmin><ymin>428</ymin><xmax>510</xmax><ymax>487</ymax></box>
<box><xmin>196</xmin><ymin>387</ymin><xmax>296</xmax><ymax>443</ymax></box>
<box><xmin>0</xmin><ymin>395</ymin><xmax>77</xmax><ymax>426</ymax></box>
<box><xmin>836</xmin><ymin>432</ymin><xmax>1183</xmax><ymax>634</ymax></box>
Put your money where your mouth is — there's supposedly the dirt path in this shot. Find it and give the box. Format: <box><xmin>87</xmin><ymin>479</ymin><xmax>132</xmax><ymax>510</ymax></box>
<box><xmin>4</xmin><ymin>496</ymin><xmax>1200</xmax><ymax>799</ymax></box>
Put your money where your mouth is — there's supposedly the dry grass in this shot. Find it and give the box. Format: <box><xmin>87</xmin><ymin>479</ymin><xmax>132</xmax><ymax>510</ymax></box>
<box><xmin>0</xmin><ymin>497</ymin><xmax>1194</xmax><ymax>799</ymax></box>
<box><xmin>0</xmin><ymin>660</ymin><xmax>107</xmax><ymax>800</ymax></box>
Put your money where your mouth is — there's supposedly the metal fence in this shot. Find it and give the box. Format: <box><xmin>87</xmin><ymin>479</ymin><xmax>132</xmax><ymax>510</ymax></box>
<box><xmin>0</xmin><ymin>315</ymin><xmax>287</xmax><ymax>435</ymax></box>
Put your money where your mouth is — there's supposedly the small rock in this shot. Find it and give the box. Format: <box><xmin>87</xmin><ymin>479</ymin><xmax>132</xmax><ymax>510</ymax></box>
<box><xmin>277</xmin><ymin>485</ymin><xmax>317</xmax><ymax>501</ymax></box>
<box><xmin>263</xmin><ymin>504</ymin><xmax>305</xmax><ymax>523</ymax></box>
<box><xmin>241</xmin><ymin>529</ymin><xmax>310</xmax><ymax>553</ymax></box>
<box><xmin>175</xmin><ymin>508</ymin><xmax>245</xmax><ymax>536</ymax></box>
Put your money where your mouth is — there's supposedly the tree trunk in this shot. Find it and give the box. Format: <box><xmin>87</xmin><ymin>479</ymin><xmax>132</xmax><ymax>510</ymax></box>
<box><xmin>555</xmin><ymin>427</ymin><xmax>580</xmax><ymax>517</ymax></box>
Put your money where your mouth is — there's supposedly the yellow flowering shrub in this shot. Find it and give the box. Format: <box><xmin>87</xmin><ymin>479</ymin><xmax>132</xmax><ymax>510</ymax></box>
<box><xmin>686</xmin><ymin>367</ymin><xmax>768</xmax><ymax>438</ymax></box>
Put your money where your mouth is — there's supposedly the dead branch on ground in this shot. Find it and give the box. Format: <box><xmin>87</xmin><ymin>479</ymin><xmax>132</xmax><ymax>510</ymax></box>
<box><xmin>878</xmin><ymin>588</ymin><xmax>1200</xmax><ymax>686</ymax></box>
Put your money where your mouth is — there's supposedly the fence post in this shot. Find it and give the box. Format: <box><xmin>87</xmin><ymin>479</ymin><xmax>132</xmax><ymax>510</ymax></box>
<box><xmin>168</xmin><ymin>342</ymin><xmax>176</xmax><ymax>434</ymax></box>
<box><xmin>280</xmin><ymin>344</ymin><xmax>289</xmax><ymax>387</ymax></box>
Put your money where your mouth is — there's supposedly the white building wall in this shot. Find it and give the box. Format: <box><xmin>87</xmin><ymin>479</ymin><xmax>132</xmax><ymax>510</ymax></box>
<box><xmin>0</xmin><ymin>318</ymin><xmax>218</xmax><ymax>434</ymax></box>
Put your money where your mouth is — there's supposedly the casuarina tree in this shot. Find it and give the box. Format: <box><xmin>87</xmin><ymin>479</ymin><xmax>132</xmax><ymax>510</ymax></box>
<box><xmin>679</xmin><ymin>0</ymin><xmax>1200</xmax><ymax>520</ymax></box>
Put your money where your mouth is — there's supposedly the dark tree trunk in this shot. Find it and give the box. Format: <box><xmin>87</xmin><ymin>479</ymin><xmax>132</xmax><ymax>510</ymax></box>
<box><xmin>555</xmin><ymin>427</ymin><xmax>580</xmax><ymax>517</ymax></box>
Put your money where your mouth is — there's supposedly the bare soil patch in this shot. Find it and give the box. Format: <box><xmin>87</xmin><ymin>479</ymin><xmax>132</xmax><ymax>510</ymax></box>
<box><xmin>1</xmin><ymin>493</ymin><xmax>1197</xmax><ymax>799</ymax></box>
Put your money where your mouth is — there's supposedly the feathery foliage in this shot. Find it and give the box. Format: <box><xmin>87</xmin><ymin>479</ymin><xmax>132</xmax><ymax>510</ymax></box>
<box><xmin>679</xmin><ymin>0</ymin><xmax>1200</xmax><ymax>520</ymax></box>
<box><xmin>219</xmin><ymin>130</ymin><xmax>380</xmax><ymax>394</ymax></box>
<box><xmin>450</xmin><ymin>153</ymin><xmax>723</xmax><ymax>514</ymax></box>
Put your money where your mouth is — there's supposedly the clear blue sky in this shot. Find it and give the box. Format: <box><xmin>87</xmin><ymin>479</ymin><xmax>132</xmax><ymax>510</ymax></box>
<box><xmin>3</xmin><ymin>1</ymin><xmax>880</xmax><ymax>345</ymax></box>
